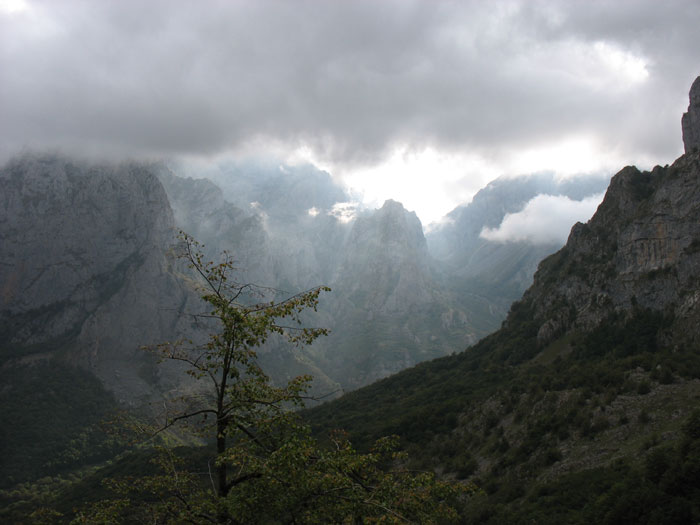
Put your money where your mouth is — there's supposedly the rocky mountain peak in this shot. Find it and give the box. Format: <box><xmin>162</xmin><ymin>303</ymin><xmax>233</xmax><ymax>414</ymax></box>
<box><xmin>0</xmin><ymin>155</ymin><xmax>206</xmax><ymax>402</ymax></box>
<box><xmin>371</xmin><ymin>199</ymin><xmax>425</xmax><ymax>248</ymax></box>
<box><xmin>334</xmin><ymin>199</ymin><xmax>431</xmax><ymax>313</ymax></box>
<box><xmin>521</xmin><ymin>76</ymin><xmax>700</xmax><ymax>347</ymax></box>
<box><xmin>682</xmin><ymin>75</ymin><xmax>700</xmax><ymax>153</ymax></box>
<box><xmin>379</xmin><ymin>198</ymin><xmax>406</xmax><ymax>212</ymax></box>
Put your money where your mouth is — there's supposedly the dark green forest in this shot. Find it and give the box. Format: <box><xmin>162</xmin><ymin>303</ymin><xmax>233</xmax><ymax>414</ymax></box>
<box><xmin>0</xmin><ymin>362</ymin><xmax>127</xmax><ymax>521</ymax></box>
<box><xmin>305</xmin><ymin>305</ymin><xmax>700</xmax><ymax>523</ymax></box>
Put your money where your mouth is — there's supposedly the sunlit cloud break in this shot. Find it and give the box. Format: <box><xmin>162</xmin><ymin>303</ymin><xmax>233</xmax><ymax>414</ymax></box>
<box><xmin>329</xmin><ymin>202</ymin><xmax>359</xmax><ymax>224</ymax></box>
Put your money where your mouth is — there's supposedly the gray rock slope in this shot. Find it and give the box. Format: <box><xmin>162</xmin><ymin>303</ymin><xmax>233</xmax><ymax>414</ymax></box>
<box><xmin>157</xmin><ymin>168</ymin><xmax>276</xmax><ymax>288</ymax></box>
<box><xmin>310</xmin><ymin>200</ymin><xmax>481</xmax><ymax>390</ymax></box>
<box><xmin>157</xmin><ymin>167</ymin><xmax>342</xmax><ymax>395</ymax></box>
<box><xmin>0</xmin><ymin>155</ymin><xmax>342</xmax><ymax>404</ymax></box>
<box><xmin>0</xmin><ymin>154</ymin><xmax>197</xmax><ymax>404</ymax></box>
<box><xmin>682</xmin><ymin>75</ymin><xmax>700</xmax><ymax>153</ymax></box>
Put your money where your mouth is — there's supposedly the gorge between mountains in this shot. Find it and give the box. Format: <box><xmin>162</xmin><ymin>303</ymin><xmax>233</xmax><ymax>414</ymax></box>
<box><xmin>1</xmin><ymin>75</ymin><xmax>700</xmax><ymax>524</ymax></box>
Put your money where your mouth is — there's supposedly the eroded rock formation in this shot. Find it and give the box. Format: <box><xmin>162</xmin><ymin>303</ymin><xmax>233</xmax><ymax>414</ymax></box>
<box><xmin>682</xmin><ymin>75</ymin><xmax>700</xmax><ymax>153</ymax></box>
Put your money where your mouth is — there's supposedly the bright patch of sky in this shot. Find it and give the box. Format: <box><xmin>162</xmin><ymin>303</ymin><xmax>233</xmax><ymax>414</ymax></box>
<box><xmin>292</xmin><ymin>145</ymin><xmax>499</xmax><ymax>225</ymax></box>
<box><xmin>0</xmin><ymin>0</ymin><xmax>29</xmax><ymax>14</ymax></box>
<box><xmin>593</xmin><ymin>42</ymin><xmax>649</xmax><ymax>86</ymax></box>
<box><xmin>499</xmin><ymin>135</ymin><xmax>631</xmax><ymax>180</ymax></box>
<box><xmin>291</xmin><ymin>139</ymin><xmax>623</xmax><ymax>227</ymax></box>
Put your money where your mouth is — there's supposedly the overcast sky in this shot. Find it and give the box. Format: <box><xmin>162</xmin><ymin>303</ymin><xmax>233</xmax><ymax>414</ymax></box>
<box><xmin>2</xmin><ymin>0</ymin><xmax>699</xmax><ymax>224</ymax></box>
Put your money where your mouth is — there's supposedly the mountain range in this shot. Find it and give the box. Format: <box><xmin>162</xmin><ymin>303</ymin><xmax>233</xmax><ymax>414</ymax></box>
<box><xmin>0</xmin><ymin>152</ymin><xmax>606</xmax><ymax>402</ymax></box>
<box><xmin>2</xmin><ymin>74</ymin><xmax>698</xmax><ymax>524</ymax></box>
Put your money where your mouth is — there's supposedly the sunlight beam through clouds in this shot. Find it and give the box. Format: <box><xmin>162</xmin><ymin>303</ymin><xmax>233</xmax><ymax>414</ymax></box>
<box><xmin>329</xmin><ymin>147</ymin><xmax>500</xmax><ymax>225</ymax></box>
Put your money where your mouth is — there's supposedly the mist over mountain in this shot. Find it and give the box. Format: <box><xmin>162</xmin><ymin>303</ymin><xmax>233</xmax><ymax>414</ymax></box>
<box><xmin>0</xmin><ymin>147</ymin><xmax>611</xmax><ymax>403</ymax></box>
<box><xmin>153</xmin><ymin>161</ymin><xmax>609</xmax><ymax>390</ymax></box>
<box><xmin>428</xmin><ymin>172</ymin><xmax>609</xmax><ymax>259</ymax></box>
<box><xmin>426</xmin><ymin>173</ymin><xmax>609</xmax><ymax>319</ymax></box>
<box><xmin>208</xmin><ymin>160</ymin><xmax>350</xmax><ymax>221</ymax></box>
<box><xmin>157</xmin><ymin>168</ymin><xmax>277</xmax><ymax>288</ymax></box>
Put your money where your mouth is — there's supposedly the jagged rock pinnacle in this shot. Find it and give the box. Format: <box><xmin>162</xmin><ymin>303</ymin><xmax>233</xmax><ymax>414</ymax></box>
<box><xmin>682</xmin><ymin>75</ymin><xmax>700</xmax><ymax>153</ymax></box>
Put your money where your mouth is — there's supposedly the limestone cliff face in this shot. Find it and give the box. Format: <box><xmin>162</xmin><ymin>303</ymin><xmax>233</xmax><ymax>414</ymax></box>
<box><xmin>0</xmin><ymin>155</ymin><xmax>198</xmax><ymax>403</ymax></box>
<box><xmin>307</xmin><ymin>200</ymin><xmax>477</xmax><ymax>389</ymax></box>
<box><xmin>521</xmin><ymin>151</ymin><xmax>700</xmax><ymax>347</ymax></box>
<box><xmin>682</xmin><ymin>76</ymin><xmax>700</xmax><ymax>153</ymax></box>
<box><xmin>1</xmin><ymin>155</ymin><xmax>171</xmax><ymax>339</ymax></box>
<box><xmin>337</xmin><ymin>199</ymin><xmax>433</xmax><ymax>313</ymax></box>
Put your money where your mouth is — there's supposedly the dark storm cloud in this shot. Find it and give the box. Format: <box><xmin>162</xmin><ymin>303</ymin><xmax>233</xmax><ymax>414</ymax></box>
<box><xmin>1</xmin><ymin>0</ymin><xmax>699</xmax><ymax>165</ymax></box>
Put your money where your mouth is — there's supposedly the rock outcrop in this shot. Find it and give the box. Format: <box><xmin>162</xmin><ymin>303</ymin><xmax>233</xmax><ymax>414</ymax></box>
<box><xmin>682</xmin><ymin>75</ymin><xmax>700</xmax><ymax>153</ymax></box>
<box><xmin>521</xmin><ymin>151</ymin><xmax>700</xmax><ymax>348</ymax></box>
<box><xmin>516</xmin><ymin>76</ymin><xmax>700</xmax><ymax>347</ymax></box>
<box><xmin>306</xmin><ymin>200</ymin><xmax>477</xmax><ymax>389</ymax></box>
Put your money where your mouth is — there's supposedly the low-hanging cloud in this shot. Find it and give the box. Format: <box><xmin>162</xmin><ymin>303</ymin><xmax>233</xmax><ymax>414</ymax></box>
<box><xmin>1</xmin><ymin>0</ymin><xmax>699</xmax><ymax>168</ymax></box>
<box><xmin>480</xmin><ymin>193</ymin><xmax>604</xmax><ymax>245</ymax></box>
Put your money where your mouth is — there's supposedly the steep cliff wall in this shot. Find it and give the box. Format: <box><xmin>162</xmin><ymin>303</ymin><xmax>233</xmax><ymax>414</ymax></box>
<box><xmin>521</xmin><ymin>151</ymin><xmax>700</xmax><ymax>348</ymax></box>
<box><xmin>0</xmin><ymin>155</ymin><xmax>198</xmax><ymax>404</ymax></box>
<box><xmin>682</xmin><ymin>75</ymin><xmax>700</xmax><ymax>153</ymax></box>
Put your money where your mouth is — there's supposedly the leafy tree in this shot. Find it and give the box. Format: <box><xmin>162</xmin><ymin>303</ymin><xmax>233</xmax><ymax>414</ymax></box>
<box><xmin>153</xmin><ymin>233</ymin><xmax>331</xmax><ymax>502</ymax></box>
<box><xmin>72</xmin><ymin>233</ymin><xmax>469</xmax><ymax>524</ymax></box>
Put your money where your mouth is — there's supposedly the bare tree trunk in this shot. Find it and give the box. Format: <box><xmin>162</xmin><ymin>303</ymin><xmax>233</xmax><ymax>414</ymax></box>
<box><xmin>216</xmin><ymin>418</ymin><xmax>228</xmax><ymax>523</ymax></box>
<box><xmin>217</xmin><ymin>424</ymin><xmax>227</xmax><ymax>498</ymax></box>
